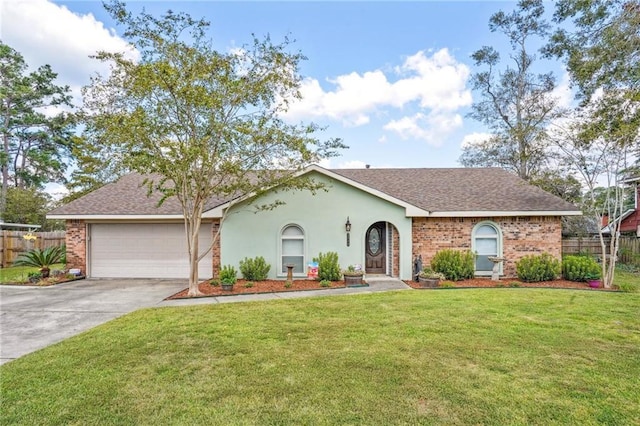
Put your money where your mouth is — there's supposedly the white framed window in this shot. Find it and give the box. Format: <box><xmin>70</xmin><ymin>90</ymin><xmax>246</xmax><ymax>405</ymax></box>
<box><xmin>281</xmin><ymin>224</ymin><xmax>304</xmax><ymax>275</ymax></box>
<box><xmin>472</xmin><ymin>221</ymin><xmax>502</xmax><ymax>276</ymax></box>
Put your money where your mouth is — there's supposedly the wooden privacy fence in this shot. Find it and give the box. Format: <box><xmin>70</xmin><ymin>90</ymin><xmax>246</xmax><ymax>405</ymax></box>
<box><xmin>562</xmin><ymin>235</ymin><xmax>640</xmax><ymax>264</ymax></box>
<box><xmin>0</xmin><ymin>230</ymin><xmax>66</xmax><ymax>268</ymax></box>
<box><xmin>619</xmin><ymin>237</ymin><xmax>640</xmax><ymax>264</ymax></box>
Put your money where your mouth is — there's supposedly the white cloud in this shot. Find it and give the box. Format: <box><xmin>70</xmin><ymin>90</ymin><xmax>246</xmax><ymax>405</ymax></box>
<box><xmin>461</xmin><ymin>132</ymin><xmax>493</xmax><ymax>148</ymax></box>
<box><xmin>384</xmin><ymin>112</ymin><xmax>463</xmax><ymax>146</ymax></box>
<box><xmin>285</xmin><ymin>48</ymin><xmax>471</xmax><ymax>129</ymax></box>
<box><xmin>1</xmin><ymin>0</ymin><xmax>137</xmax><ymax>105</ymax></box>
<box><xmin>44</xmin><ymin>182</ymin><xmax>69</xmax><ymax>201</ymax></box>
<box><xmin>552</xmin><ymin>72</ymin><xmax>574</xmax><ymax>109</ymax></box>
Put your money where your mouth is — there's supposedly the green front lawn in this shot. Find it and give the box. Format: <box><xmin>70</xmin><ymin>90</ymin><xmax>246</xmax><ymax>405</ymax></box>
<box><xmin>0</xmin><ymin>264</ymin><xmax>65</xmax><ymax>283</ymax></box>
<box><xmin>2</xmin><ymin>289</ymin><xmax>639</xmax><ymax>424</ymax></box>
<box><xmin>613</xmin><ymin>267</ymin><xmax>640</xmax><ymax>292</ymax></box>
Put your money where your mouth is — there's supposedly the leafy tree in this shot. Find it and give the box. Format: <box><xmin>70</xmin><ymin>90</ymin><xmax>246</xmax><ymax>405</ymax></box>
<box><xmin>550</xmin><ymin>115</ymin><xmax>632</xmax><ymax>289</ymax></box>
<box><xmin>0</xmin><ymin>42</ymin><xmax>75</xmax><ymax>218</ymax></box>
<box><xmin>81</xmin><ymin>1</ymin><xmax>345</xmax><ymax>296</ymax></box>
<box><xmin>460</xmin><ymin>0</ymin><xmax>563</xmax><ymax>181</ymax></box>
<box><xmin>3</xmin><ymin>187</ymin><xmax>63</xmax><ymax>230</ymax></box>
<box><xmin>545</xmin><ymin>0</ymin><xmax>639</xmax><ymax>153</ymax></box>
<box><xmin>529</xmin><ymin>170</ymin><xmax>582</xmax><ymax>204</ymax></box>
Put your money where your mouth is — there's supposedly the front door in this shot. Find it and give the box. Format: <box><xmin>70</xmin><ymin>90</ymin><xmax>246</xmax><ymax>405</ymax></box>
<box><xmin>365</xmin><ymin>222</ymin><xmax>386</xmax><ymax>274</ymax></box>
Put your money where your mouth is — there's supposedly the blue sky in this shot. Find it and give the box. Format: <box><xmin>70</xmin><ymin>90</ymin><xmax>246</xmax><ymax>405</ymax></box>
<box><xmin>2</xmin><ymin>0</ymin><xmax>570</xmax><ymax>178</ymax></box>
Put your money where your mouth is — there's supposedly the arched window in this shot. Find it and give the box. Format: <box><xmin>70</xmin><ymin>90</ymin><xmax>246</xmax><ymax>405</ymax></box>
<box><xmin>281</xmin><ymin>225</ymin><xmax>304</xmax><ymax>274</ymax></box>
<box><xmin>472</xmin><ymin>222</ymin><xmax>502</xmax><ymax>275</ymax></box>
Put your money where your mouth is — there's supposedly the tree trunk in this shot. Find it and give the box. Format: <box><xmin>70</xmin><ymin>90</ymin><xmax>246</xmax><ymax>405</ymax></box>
<box><xmin>1</xmin><ymin>113</ymin><xmax>9</xmax><ymax>219</ymax></box>
<box><xmin>185</xmin><ymin>210</ymin><xmax>204</xmax><ymax>297</ymax></box>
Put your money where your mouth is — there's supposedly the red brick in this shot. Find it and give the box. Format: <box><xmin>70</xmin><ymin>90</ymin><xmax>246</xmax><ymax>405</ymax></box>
<box><xmin>412</xmin><ymin>216</ymin><xmax>562</xmax><ymax>277</ymax></box>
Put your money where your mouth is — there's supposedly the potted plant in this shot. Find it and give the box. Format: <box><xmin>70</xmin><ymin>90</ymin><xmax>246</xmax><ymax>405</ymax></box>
<box><xmin>585</xmin><ymin>271</ymin><xmax>602</xmax><ymax>288</ymax></box>
<box><xmin>418</xmin><ymin>267</ymin><xmax>446</xmax><ymax>288</ymax></box>
<box><xmin>343</xmin><ymin>265</ymin><xmax>364</xmax><ymax>286</ymax></box>
<box><xmin>219</xmin><ymin>265</ymin><xmax>237</xmax><ymax>291</ymax></box>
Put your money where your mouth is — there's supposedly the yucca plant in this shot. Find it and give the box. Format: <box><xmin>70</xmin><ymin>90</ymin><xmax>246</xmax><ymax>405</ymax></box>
<box><xmin>13</xmin><ymin>246</ymin><xmax>66</xmax><ymax>278</ymax></box>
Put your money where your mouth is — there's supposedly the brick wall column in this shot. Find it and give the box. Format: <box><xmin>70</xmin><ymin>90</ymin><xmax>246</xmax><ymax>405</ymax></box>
<box><xmin>211</xmin><ymin>219</ymin><xmax>221</xmax><ymax>279</ymax></box>
<box><xmin>65</xmin><ymin>220</ymin><xmax>87</xmax><ymax>274</ymax></box>
<box><xmin>391</xmin><ymin>224</ymin><xmax>400</xmax><ymax>278</ymax></box>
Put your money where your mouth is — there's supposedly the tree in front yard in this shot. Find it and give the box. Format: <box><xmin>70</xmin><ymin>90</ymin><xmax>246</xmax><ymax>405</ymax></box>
<box><xmin>81</xmin><ymin>1</ymin><xmax>345</xmax><ymax>296</ymax></box>
<box><xmin>550</xmin><ymin>114</ymin><xmax>633</xmax><ymax>289</ymax></box>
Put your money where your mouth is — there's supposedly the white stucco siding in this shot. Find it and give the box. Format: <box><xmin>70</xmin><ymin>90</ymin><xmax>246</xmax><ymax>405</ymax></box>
<box><xmin>221</xmin><ymin>172</ymin><xmax>413</xmax><ymax>280</ymax></box>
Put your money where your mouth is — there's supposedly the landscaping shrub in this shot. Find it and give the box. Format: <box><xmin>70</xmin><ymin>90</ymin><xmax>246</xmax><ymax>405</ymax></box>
<box><xmin>314</xmin><ymin>252</ymin><xmax>341</xmax><ymax>281</ymax></box>
<box><xmin>431</xmin><ymin>249</ymin><xmax>475</xmax><ymax>281</ymax></box>
<box><xmin>516</xmin><ymin>253</ymin><xmax>560</xmax><ymax>282</ymax></box>
<box><xmin>562</xmin><ymin>255</ymin><xmax>601</xmax><ymax>282</ymax></box>
<box><xmin>13</xmin><ymin>245</ymin><xmax>66</xmax><ymax>278</ymax></box>
<box><xmin>239</xmin><ymin>256</ymin><xmax>271</xmax><ymax>281</ymax></box>
<box><xmin>219</xmin><ymin>265</ymin><xmax>237</xmax><ymax>285</ymax></box>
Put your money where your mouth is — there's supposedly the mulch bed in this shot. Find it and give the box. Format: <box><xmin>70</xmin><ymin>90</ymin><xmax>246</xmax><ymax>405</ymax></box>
<box><xmin>168</xmin><ymin>277</ymin><xmax>617</xmax><ymax>299</ymax></box>
<box><xmin>2</xmin><ymin>276</ymin><xmax>86</xmax><ymax>287</ymax></box>
<box><xmin>168</xmin><ymin>279</ymin><xmax>346</xmax><ymax>299</ymax></box>
<box><xmin>406</xmin><ymin>278</ymin><xmax>617</xmax><ymax>291</ymax></box>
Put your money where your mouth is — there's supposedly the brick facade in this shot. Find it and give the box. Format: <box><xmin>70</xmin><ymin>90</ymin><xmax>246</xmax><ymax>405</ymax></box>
<box><xmin>412</xmin><ymin>216</ymin><xmax>562</xmax><ymax>277</ymax></box>
<box><xmin>65</xmin><ymin>220</ymin><xmax>87</xmax><ymax>273</ymax></box>
<box><xmin>211</xmin><ymin>219</ymin><xmax>221</xmax><ymax>278</ymax></box>
<box><xmin>391</xmin><ymin>224</ymin><xmax>400</xmax><ymax>278</ymax></box>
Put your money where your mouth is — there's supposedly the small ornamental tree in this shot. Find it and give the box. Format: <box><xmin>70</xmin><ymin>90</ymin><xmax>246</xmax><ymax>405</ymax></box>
<box><xmin>82</xmin><ymin>1</ymin><xmax>345</xmax><ymax>296</ymax></box>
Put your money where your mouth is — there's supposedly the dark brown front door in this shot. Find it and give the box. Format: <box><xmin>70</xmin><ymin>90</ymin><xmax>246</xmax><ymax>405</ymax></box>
<box><xmin>365</xmin><ymin>222</ymin><xmax>386</xmax><ymax>274</ymax></box>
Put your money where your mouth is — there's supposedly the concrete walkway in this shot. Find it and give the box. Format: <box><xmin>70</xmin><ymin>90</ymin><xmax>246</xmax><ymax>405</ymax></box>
<box><xmin>0</xmin><ymin>276</ymin><xmax>409</xmax><ymax>364</ymax></box>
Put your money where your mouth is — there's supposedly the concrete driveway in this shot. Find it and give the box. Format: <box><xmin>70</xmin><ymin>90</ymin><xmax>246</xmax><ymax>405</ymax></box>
<box><xmin>0</xmin><ymin>278</ymin><xmax>187</xmax><ymax>365</ymax></box>
<box><xmin>0</xmin><ymin>276</ymin><xmax>410</xmax><ymax>365</ymax></box>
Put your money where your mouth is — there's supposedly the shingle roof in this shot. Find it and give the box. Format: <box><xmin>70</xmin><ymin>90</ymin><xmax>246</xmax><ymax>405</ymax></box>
<box><xmin>48</xmin><ymin>166</ymin><xmax>580</xmax><ymax>217</ymax></box>
<box><xmin>49</xmin><ymin>173</ymin><xmax>226</xmax><ymax>216</ymax></box>
<box><xmin>333</xmin><ymin>167</ymin><xmax>579</xmax><ymax>213</ymax></box>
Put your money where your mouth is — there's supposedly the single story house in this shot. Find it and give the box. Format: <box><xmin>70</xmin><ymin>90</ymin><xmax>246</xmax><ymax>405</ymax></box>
<box><xmin>48</xmin><ymin>165</ymin><xmax>581</xmax><ymax>280</ymax></box>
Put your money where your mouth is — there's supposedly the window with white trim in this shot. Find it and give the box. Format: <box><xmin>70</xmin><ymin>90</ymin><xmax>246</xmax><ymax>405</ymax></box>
<box><xmin>472</xmin><ymin>222</ymin><xmax>502</xmax><ymax>275</ymax></box>
<box><xmin>281</xmin><ymin>225</ymin><xmax>304</xmax><ymax>274</ymax></box>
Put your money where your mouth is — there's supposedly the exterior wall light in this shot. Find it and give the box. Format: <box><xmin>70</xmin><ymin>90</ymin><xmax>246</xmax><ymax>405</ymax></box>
<box><xmin>345</xmin><ymin>217</ymin><xmax>351</xmax><ymax>246</ymax></box>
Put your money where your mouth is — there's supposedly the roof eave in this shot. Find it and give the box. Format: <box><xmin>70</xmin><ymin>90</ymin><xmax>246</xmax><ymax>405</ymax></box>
<box><xmin>46</xmin><ymin>214</ymin><xmax>186</xmax><ymax>220</ymax></box>
<box><xmin>419</xmin><ymin>210</ymin><xmax>583</xmax><ymax>218</ymax></box>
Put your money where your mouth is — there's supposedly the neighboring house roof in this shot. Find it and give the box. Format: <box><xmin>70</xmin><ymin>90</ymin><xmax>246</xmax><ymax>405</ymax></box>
<box><xmin>48</xmin><ymin>165</ymin><xmax>581</xmax><ymax>219</ymax></box>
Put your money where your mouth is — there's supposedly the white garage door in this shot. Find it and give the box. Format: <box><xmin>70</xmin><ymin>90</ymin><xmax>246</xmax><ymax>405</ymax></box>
<box><xmin>89</xmin><ymin>223</ymin><xmax>213</xmax><ymax>279</ymax></box>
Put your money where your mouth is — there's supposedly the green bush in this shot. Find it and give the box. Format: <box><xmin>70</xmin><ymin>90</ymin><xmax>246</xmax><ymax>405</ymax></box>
<box><xmin>219</xmin><ymin>265</ymin><xmax>237</xmax><ymax>285</ymax></box>
<box><xmin>314</xmin><ymin>252</ymin><xmax>341</xmax><ymax>281</ymax></box>
<box><xmin>14</xmin><ymin>245</ymin><xmax>66</xmax><ymax>278</ymax></box>
<box><xmin>431</xmin><ymin>249</ymin><xmax>475</xmax><ymax>281</ymax></box>
<box><xmin>239</xmin><ymin>256</ymin><xmax>271</xmax><ymax>281</ymax></box>
<box><xmin>562</xmin><ymin>255</ymin><xmax>601</xmax><ymax>282</ymax></box>
<box><xmin>516</xmin><ymin>253</ymin><xmax>560</xmax><ymax>282</ymax></box>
